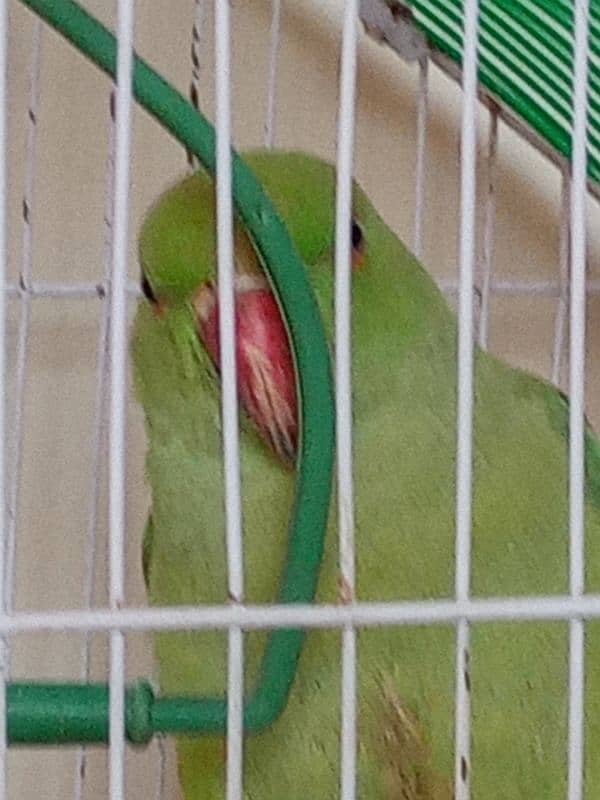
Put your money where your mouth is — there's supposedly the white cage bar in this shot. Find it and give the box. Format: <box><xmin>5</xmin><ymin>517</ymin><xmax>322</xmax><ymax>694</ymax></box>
<box><xmin>7</xmin><ymin>19</ymin><xmax>43</xmax><ymax>635</ymax></box>
<box><xmin>108</xmin><ymin>1</ymin><xmax>136</xmax><ymax>798</ymax></box>
<box><xmin>214</xmin><ymin>2</ymin><xmax>245</xmax><ymax>798</ymax></box>
<box><xmin>476</xmin><ymin>106</ymin><xmax>497</xmax><ymax>350</ymax></box>
<box><xmin>74</xmin><ymin>82</ymin><xmax>116</xmax><ymax>800</ymax></box>
<box><xmin>4</xmin><ymin>594</ymin><xmax>600</xmax><ymax>633</ymax></box>
<box><xmin>567</xmin><ymin>0</ymin><xmax>591</xmax><ymax>797</ymax></box>
<box><xmin>454</xmin><ymin>0</ymin><xmax>480</xmax><ymax>796</ymax></box>
<box><xmin>265</xmin><ymin>0</ymin><xmax>282</xmax><ymax>149</ymax></box>
<box><xmin>0</xmin><ymin>0</ymin><xmax>8</xmax><ymax>796</ymax></box>
<box><xmin>335</xmin><ymin>3</ymin><xmax>360</xmax><ymax>799</ymax></box>
<box><xmin>552</xmin><ymin>169</ymin><xmax>571</xmax><ymax>386</ymax></box>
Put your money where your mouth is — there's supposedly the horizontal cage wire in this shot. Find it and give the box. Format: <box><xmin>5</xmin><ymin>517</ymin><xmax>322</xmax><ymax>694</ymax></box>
<box><xmin>2</xmin><ymin>1</ymin><xmax>600</xmax><ymax>799</ymax></box>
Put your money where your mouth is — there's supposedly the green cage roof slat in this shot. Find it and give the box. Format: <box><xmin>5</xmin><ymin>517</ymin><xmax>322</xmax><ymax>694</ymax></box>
<box><xmin>491</xmin><ymin>0</ymin><xmax>600</xmax><ymax>112</ymax></box>
<box><xmin>416</xmin><ymin>4</ymin><xmax>579</xmax><ymax>132</ymax></box>
<box><xmin>416</xmin><ymin>0</ymin><xmax>597</xmax><ymax>129</ymax></box>
<box><xmin>488</xmin><ymin>2</ymin><xmax>600</xmax><ymax>105</ymax></box>
<box><xmin>416</xmin><ymin>7</ymin><xmax>583</xmax><ymax>138</ymax></box>
<box><xmin>408</xmin><ymin>0</ymin><xmax>600</xmax><ymax>184</ymax></box>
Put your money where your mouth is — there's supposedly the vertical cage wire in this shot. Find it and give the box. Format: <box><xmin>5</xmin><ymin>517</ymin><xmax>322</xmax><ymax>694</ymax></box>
<box><xmin>477</xmin><ymin>107</ymin><xmax>497</xmax><ymax>350</ymax></box>
<box><xmin>0</xmin><ymin>2</ymin><xmax>596</xmax><ymax>797</ymax></box>
<box><xmin>109</xmin><ymin>0</ymin><xmax>136</xmax><ymax>797</ymax></box>
<box><xmin>552</xmin><ymin>169</ymin><xmax>571</xmax><ymax>386</ymax></box>
<box><xmin>214</xmin><ymin>2</ymin><xmax>245</xmax><ymax>798</ymax></box>
<box><xmin>73</xmin><ymin>88</ymin><xmax>116</xmax><ymax>800</ymax></box>
<box><xmin>567</xmin><ymin>0</ymin><xmax>591</xmax><ymax>797</ymax></box>
<box><xmin>413</xmin><ymin>55</ymin><xmax>428</xmax><ymax>260</ymax></box>
<box><xmin>187</xmin><ymin>0</ymin><xmax>206</xmax><ymax>171</ymax></box>
<box><xmin>454</xmin><ymin>0</ymin><xmax>481</xmax><ymax>796</ymax></box>
<box><xmin>0</xmin><ymin>0</ymin><xmax>7</xmax><ymax>796</ymax></box>
<box><xmin>154</xmin><ymin>735</ymin><xmax>167</xmax><ymax>800</ymax></box>
<box><xmin>6</xmin><ymin>19</ymin><xmax>42</xmax><ymax>634</ymax></box>
<box><xmin>335</xmin><ymin>2</ymin><xmax>360</xmax><ymax>798</ymax></box>
<box><xmin>265</xmin><ymin>0</ymin><xmax>282</xmax><ymax>149</ymax></box>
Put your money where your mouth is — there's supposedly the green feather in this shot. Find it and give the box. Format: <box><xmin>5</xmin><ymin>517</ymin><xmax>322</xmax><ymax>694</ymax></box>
<box><xmin>132</xmin><ymin>150</ymin><xmax>600</xmax><ymax>799</ymax></box>
<box><xmin>544</xmin><ymin>387</ymin><xmax>600</xmax><ymax>510</ymax></box>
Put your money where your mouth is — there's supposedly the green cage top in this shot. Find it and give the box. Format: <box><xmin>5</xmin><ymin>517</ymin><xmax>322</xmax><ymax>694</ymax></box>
<box><xmin>407</xmin><ymin>0</ymin><xmax>600</xmax><ymax>183</ymax></box>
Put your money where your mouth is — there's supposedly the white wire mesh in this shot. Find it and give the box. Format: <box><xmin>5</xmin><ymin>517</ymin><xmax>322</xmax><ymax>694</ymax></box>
<box><xmin>2</xmin><ymin>1</ymin><xmax>599</xmax><ymax>799</ymax></box>
<box><xmin>5</xmin><ymin>594</ymin><xmax>600</xmax><ymax>633</ymax></box>
<box><xmin>335</xmin><ymin>3</ymin><xmax>359</xmax><ymax>798</ymax></box>
<box><xmin>551</xmin><ymin>170</ymin><xmax>571</xmax><ymax>386</ymax></box>
<box><xmin>108</xmin><ymin>1</ymin><xmax>136</xmax><ymax>798</ymax></box>
<box><xmin>7</xmin><ymin>19</ymin><xmax>42</xmax><ymax>633</ymax></box>
<box><xmin>476</xmin><ymin>107</ymin><xmax>497</xmax><ymax>350</ymax></box>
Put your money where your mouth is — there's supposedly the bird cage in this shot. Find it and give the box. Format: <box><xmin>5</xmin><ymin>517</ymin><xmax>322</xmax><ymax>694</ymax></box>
<box><xmin>2</xmin><ymin>0</ymin><xmax>599</xmax><ymax>798</ymax></box>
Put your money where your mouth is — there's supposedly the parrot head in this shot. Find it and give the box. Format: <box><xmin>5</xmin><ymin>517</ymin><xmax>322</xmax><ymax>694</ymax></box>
<box><xmin>136</xmin><ymin>150</ymin><xmax>446</xmax><ymax>466</ymax></box>
<box><xmin>138</xmin><ymin>152</ymin><xmax>365</xmax><ymax>466</ymax></box>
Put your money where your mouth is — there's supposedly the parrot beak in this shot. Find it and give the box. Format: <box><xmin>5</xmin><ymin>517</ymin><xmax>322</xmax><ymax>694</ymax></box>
<box><xmin>193</xmin><ymin>274</ymin><xmax>298</xmax><ymax>468</ymax></box>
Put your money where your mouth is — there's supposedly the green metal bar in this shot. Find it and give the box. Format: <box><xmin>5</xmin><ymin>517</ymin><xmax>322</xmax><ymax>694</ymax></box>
<box><xmin>11</xmin><ymin>0</ymin><xmax>335</xmax><ymax>744</ymax></box>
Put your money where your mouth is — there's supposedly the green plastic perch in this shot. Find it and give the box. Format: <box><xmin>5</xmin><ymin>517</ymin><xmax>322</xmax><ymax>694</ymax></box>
<box><xmin>9</xmin><ymin>0</ymin><xmax>335</xmax><ymax>744</ymax></box>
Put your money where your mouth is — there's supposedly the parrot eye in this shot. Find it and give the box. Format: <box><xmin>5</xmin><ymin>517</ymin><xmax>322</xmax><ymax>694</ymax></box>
<box><xmin>351</xmin><ymin>217</ymin><xmax>365</xmax><ymax>268</ymax></box>
<box><xmin>141</xmin><ymin>272</ymin><xmax>158</xmax><ymax>304</ymax></box>
<box><xmin>351</xmin><ymin>219</ymin><xmax>363</xmax><ymax>250</ymax></box>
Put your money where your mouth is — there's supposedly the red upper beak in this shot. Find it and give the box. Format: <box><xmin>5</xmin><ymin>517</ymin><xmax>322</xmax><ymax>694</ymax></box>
<box><xmin>194</xmin><ymin>274</ymin><xmax>298</xmax><ymax>467</ymax></box>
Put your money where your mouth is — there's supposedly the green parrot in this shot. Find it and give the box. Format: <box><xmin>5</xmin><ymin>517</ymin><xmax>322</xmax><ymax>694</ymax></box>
<box><xmin>132</xmin><ymin>150</ymin><xmax>600</xmax><ymax>800</ymax></box>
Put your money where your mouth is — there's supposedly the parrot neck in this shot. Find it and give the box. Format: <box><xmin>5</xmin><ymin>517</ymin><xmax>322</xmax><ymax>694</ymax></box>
<box><xmin>132</xmin><ymin>304</ymin><xmax>225</xmax><ymax>458</ymax></box>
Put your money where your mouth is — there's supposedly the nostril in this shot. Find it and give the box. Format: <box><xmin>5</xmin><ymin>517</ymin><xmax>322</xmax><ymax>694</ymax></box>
<box><xmin>141</xmin><ymin>272</ymin><xmax>157</xmax><ymax>304</ymax></box>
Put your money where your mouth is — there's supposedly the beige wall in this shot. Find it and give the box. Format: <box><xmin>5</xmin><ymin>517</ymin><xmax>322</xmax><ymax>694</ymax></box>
<box><xmin>4</xmin><ymin>1</ymin><xmax>600</xmax><ymax>796</ymax></box>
